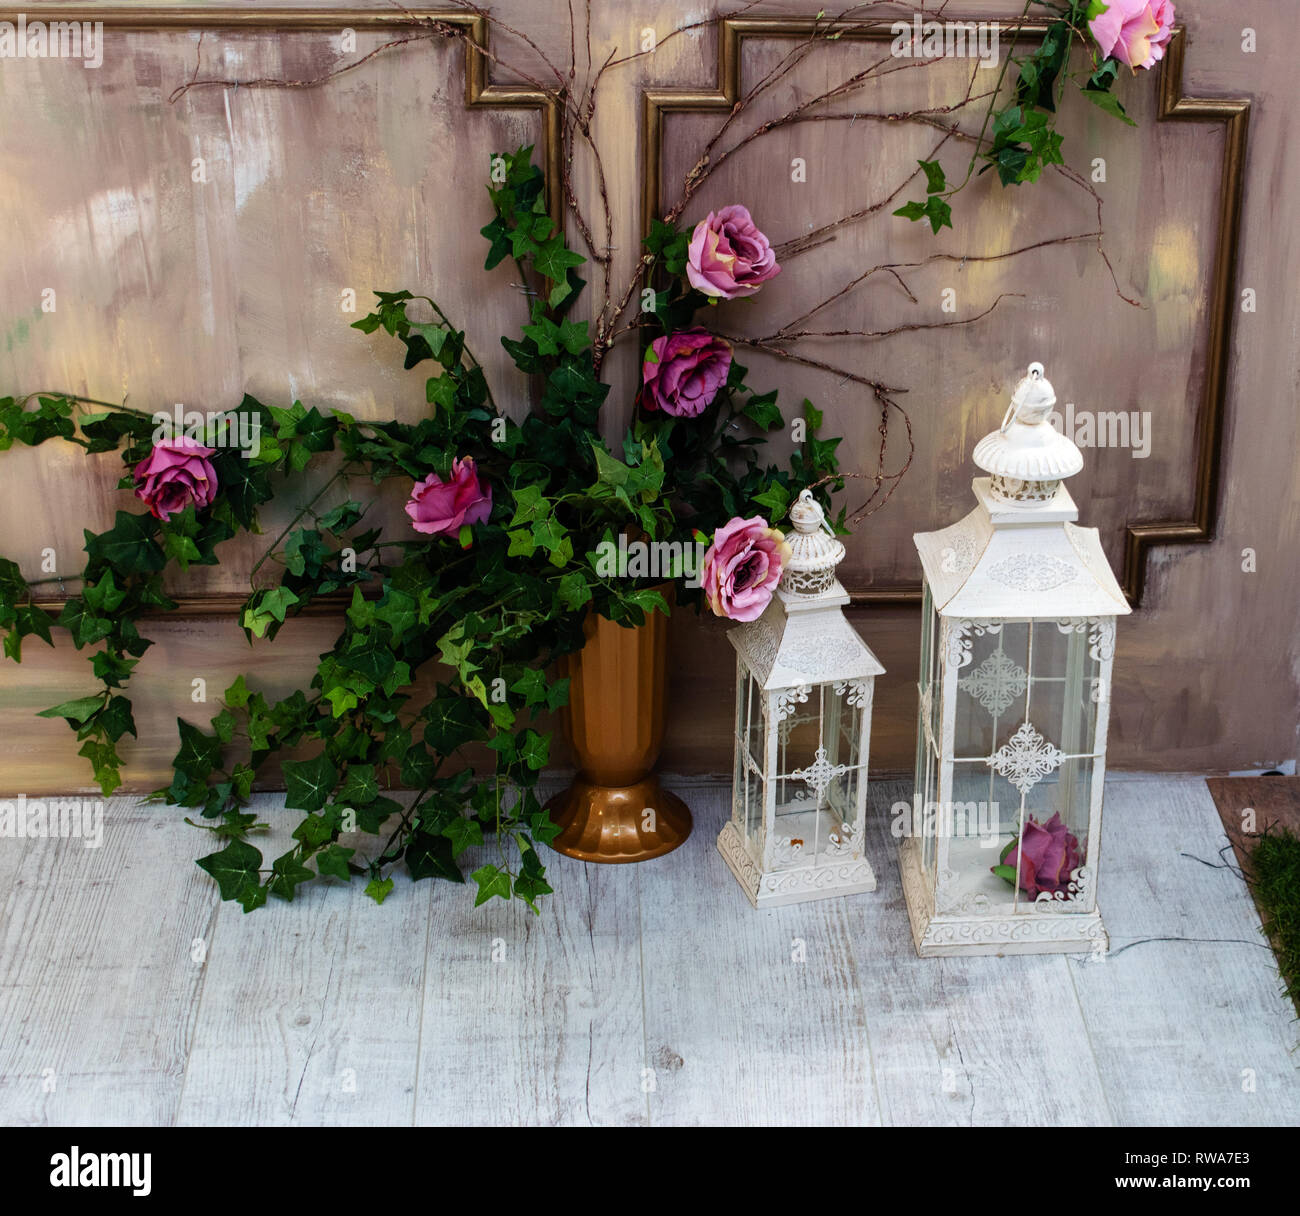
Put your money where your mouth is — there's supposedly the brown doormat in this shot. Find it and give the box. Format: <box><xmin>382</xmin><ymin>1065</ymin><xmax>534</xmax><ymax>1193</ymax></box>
<box><xmin>1205</xmin><ymin>774</ymin><xmax>1300</xmax><ymax>1016</ymax></box>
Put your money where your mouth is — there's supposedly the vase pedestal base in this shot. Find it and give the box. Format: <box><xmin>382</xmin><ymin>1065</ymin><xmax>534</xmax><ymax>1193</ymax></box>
<box><xmin>546</xmin><ymin>776</ymin><xmax>692</xmax><ymax>863</ymax></box>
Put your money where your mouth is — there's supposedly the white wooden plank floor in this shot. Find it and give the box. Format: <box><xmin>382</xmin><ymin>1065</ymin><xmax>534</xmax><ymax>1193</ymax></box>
<box><xmin>0</xmin><ymin>774</ymin><xmax>1295</xmax><ymax>1126</ymax></box>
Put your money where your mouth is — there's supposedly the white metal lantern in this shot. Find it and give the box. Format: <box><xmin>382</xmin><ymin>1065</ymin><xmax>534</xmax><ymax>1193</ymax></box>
<box><xmin>717</xmin><ymin>490</ymin><xmax>885</xmax><ymax>907</ymax></box>
<box><xmin>901</xmin><ymin>361</ymin><xmax>1131</xmax><ymax>956</ymax></box>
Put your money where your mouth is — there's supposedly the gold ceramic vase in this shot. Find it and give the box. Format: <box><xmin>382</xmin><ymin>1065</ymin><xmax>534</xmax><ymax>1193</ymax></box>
<box><xmin>546</xmin><ymin>588</ymin><xmax>692</xmax><ymax>862</ymax></box>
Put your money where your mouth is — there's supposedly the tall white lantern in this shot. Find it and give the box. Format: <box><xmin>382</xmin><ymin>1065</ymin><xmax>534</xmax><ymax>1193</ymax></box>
<box><xmin>718</xmin><ymin>490</ymin><xmax>885</xmax><ymax>907</ymax></box>
<box><xmin>901</xmin><ymin>362</ymin><xmax>1131</xmax><ymax>956</ymax></box>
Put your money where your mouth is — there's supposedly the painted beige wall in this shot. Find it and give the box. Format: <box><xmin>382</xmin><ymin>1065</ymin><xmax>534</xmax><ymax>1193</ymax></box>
<box><xmin>0</xmin><ymin>2</ymin><xmax>1295</xmax><ymax>794</ymax></box>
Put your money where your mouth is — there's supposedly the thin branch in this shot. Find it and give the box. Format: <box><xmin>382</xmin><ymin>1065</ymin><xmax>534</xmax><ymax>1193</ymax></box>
<box><xmin>772</xmin><ymin>291</ymin><xmax>1023</xmax><ymax>341</ymax></box>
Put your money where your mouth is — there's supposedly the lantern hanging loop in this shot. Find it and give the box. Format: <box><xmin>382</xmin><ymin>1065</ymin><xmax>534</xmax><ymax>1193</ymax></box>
<box><xmin>999</xmin><ymin>361</ymin><xmax>1054</xmax><ymax>433</ymax></box>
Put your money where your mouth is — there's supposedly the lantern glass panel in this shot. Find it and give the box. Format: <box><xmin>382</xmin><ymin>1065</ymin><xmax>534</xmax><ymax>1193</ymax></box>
<box><xmin>916</xmin><ymin>586</ymin><xmax>942</xmax><ymax>874</ymax></box>
<box><xmin>942</xmin><ymin>763</ymin><xmax>1022</xmax><ymax>913</ymax></box>
<box><xmin>770</xmin><ymin>684</ymin><xmax>865</xmax><ymax>868</ymax></box>
<box><xmin>743</xmin><ymin>666</ymin><xmax>765</xmax><ymax>776</ymax></box>
<box><xmin>734</xmin><ymin>663</ymin><xmax>768</xmax><ymax>849</ymax></box>
<box><xmin>953</xmin><ymin>624</ymin><xmax>1031</xmax><ymax>759</ymax></box>
<box><xmin>941</xmin><ymin>618</ymin><xmax>1104</xmax><ymax>914</ymax></box>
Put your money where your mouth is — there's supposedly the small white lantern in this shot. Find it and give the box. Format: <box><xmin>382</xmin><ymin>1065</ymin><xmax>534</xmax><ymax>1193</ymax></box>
<box><xmin>901</xmin><ymin>362</ymin><xmax>1131</xmax><ymax>956</ymax></box>
<box><xmin>717</xmin><ymin>490</ymin><xmax>885</xmax><ymax>907</ymax></box>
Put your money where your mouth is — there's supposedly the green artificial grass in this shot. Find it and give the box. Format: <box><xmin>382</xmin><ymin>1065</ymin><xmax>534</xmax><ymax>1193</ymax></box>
<box><xmin>1250</xmin><ymin>827</ymin><xmax>1300</xmax><ymax>1011</ymax></box>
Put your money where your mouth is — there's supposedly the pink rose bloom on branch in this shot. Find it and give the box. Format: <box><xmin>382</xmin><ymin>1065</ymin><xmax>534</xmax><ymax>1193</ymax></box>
<box><xmin>702</xmin><ymin>515</ymin><xmax>791</xmax><ymax>622</ymax></box>
<box><xmin>133</xmin><ymin>436</ymin><xmax>218</xmax><ymax>521</ymax></box>
<box><xmin>686</xmin><ymin>205</ymin><xmax>781</xmax><ymax>299</ymax></box>
<box><xmin>994</xmin><ymin>812</ymin><xmax>1082</xmax><ymax>898</ymax></box>
<box><xmin>642</xmin><ymin>328</ymin><xmax>733</xmax><ymax>417</ymax></box>
<box><xmin>1088</xmin><ymin>0</ymin><xmax>1175</xmax><ymax>70</ymax></box>
<box><xmin>405</xmin><ymin>457</ymin><xmax>492</xmax><ymax>541</ymax></box>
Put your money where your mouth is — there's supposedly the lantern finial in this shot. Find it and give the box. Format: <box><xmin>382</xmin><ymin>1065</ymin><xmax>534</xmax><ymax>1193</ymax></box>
<box><xmin>972</xmin><ymin>359</ymin><xmax>1083</xmax><ymax>504</ymax></box>
<box><xmin>779</xmin><ymin>489</ymin><xmax>845</xmax><ymax>596</ymax></box>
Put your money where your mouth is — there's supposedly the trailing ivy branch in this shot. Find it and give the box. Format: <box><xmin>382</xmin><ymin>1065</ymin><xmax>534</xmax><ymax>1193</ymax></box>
<box><xmin>0</xmin><ymin>146</ymin><xmax>843</xmax><ymax>912</ymax></box>
<box><xmin>894</xmin><ymin>0</ymin><xmax>1152</xmax><ymax>234</ymax></box>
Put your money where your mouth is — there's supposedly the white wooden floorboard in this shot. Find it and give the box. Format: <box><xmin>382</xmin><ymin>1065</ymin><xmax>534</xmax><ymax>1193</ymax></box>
<box><xmin>175</xmin><ymin>795</ymin><xmax>430</xmax><ymax>1127</ymax></box>
<box><xmin>1</xmin><ymin>774</ymin><xmax>1297</xmax><ymax>1127</ymax></box>
<box><xmin>639</xmin><ymin>785</ymin><xmax>882</xmax><ymax>1126</ymax></box>
<box><xmin>415</xmin><ymin>848</ymin><xmax>647</xmax><ymax>1126</ymax></box>
<box><xmin>0</xmin><ymin>794</ymin><xmax>217</xmax><ymax>1126</ymax></box>
<box><xmin>1066</xmin><ymin>775</ymin><xmax>1300</xmax><ymax>1127</ymax></box>
<box><xmin>851</xmin><ymin>780</ymin><xmax>1115</xmax><ymax>1126</ymax></box>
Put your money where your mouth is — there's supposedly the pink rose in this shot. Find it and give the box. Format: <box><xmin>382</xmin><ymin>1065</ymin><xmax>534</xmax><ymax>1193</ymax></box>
<box><xmin>994</xmin><ymin>812</ymin><xmax>1083</xmax><ymax>898</ymax></box>
<box><xmin>133</xmin><ymin>436</ymin><xmax>218</xmax><ymax>521</ymax></box>
<box><xmin>405</xmin><ymin>457</ymin><xmax>492</xmax><ymax>541</ymax></box>
<box><xmin>642</xmin><ymin>328</ymin><xmax>733</xmax><ymax>418</ymax></box>
<box><xmin>1088</xmin><ymin>0</ymin><xmax>1175</xmax><ymax>70</ymax></box>
<box><xmin>686</xmin><ymin>205</ymin><xmax>781</xmax><ymax>300</ymax></box>
<box><xmin>702</xmin><ymin>515</ymin><xmax>791</xmax><ymax>622</ymax></box>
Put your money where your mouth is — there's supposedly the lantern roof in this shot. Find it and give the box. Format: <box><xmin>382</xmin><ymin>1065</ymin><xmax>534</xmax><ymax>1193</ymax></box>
<box><xmin>729</xmin><ymin>590</ymin><xmax>887</xmax><ymax>690</ymax></box>
<box><xmin>914</xmin><ymin>361</ymin><xmax>1132</xmax><ymax>620</ymax></box>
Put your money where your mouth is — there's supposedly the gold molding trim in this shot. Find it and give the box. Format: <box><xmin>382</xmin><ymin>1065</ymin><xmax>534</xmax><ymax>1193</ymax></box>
<box><xmin>8</xmin><ymin>6</ymin><xmax>560</xmax><ymax>619</ymax></box>
<box><xmin>641</xmin><ymin>19</ymin><xmax>1250</xmax><ymax>609</ymax></box>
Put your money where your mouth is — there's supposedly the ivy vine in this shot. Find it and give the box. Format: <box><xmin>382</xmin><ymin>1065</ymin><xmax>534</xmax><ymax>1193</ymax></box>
<box><xmin>0</xmin><ymin>146</ymin><xmax>842</xmax><ymax>911</ymax></box>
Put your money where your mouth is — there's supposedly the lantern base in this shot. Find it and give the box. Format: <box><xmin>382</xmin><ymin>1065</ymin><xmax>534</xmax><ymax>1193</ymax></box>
<box><xmin>717</xmin><ymin>821</ymin><xmax>877</xmax><ymax>908</ymax></box>
<box><xmin>898</xmin><ymin>836</ymin><xmax>1109</xmax><ymax>957</ymax></box>
<box><xmin>546</xmin><ymin>776</ymin><xmax>692</xmax><ymax>863</ymax></box>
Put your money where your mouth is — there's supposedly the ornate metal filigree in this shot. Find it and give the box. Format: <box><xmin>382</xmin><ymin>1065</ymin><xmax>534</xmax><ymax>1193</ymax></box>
<box><xmin>772</xmin><ymin>684</ymin><xmax>811</xmax><ymax>721</ymax></box>
<box><xmin>825</xmin><ymin>821</ymin><xmax>861</xmax><ymax>858</ymax></box>
<box><xmin>789</xmin><ymin>745</ymin><xmax>850</xmax><ymax>800</ymax></box>
<box><xmin>1034</xmin><ymin>865</ymin><xmax>1094</xmax><ymax>909</ymax></box>
<box><xmin>781</xmin><ymin>567</ymin><xmax>835</xmax><ymax>596</ymax></box>
<box><xmin>944</xmin><ymin>619</ymin><xmax>1003</xmax><ymax>670</ymax></box>
<box><xmin>771</xmin><ymin>836</ymin><xmax>806</xmax><ymax>865</ymax></box>
<box><xmin>958</xmin><ymin>650</ymin><xmax>1028</xmax><ymax>717</ymax></box>
<box><xmin>736</xmin><ymin>617</ymin><xmax>780</xmax><ymax>676</ymax></box>
<box><xmin>990</xmin><ymin>474</ymin><xmax>1060</xmax><ymax>503</ymax></box>
<box><xmin>833</xmin><ymin>679</ymin><xmax>873</xmax><ymax>708</ymax></box>
<box><xmin>987</xmin><ymin>553</ymin><xmax>1077</xmax><ymax>592</ymax></box>
<box><xmin>1055</xmin><ymin>616</ymin><xmax>1115</xmax><ymax>663</ymax></box>
<box><xmin>781</xmin><ymin>634</ymin><xmax>861</xmax><ymax>677</ymax></box>
<box><xmin>989</xmin><ymin>721</ymin><xmax>1066</xmax><ymax>794</ymax></box>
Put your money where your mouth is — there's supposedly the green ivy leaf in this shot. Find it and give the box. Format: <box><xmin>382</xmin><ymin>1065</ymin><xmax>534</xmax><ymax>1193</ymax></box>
<box><xmin>441</xmin><ymin>816</ymin><xmax>484</xmax><ymax>859</ymax></box>
<box><xmin>283</xmin><ymin>753</ymin><xmax>339</xmax><ymax>813</ymax></box>
<box><xmin>1083</xmin><ymin>87</ymin><xmax>1136</xmax><ymax>126</ymax></box>
<box><xmin>918</xmin><ymin>157</ymin><xmax>947</xmax><ymax>194</ymax></box>
<box><xmin>56</xmin><ymin>600</ymin><xmax>112</xmax><ymax>649</ymax></box>
<box><xmin>82</xmin><ymin>570</ymin><xmax>126</xmax><ymax>615</ymax></box>
<box><xmin>37</xmin><ymin>694</ymin><xmax>105</xmax><ymax>725</ymax></box>
<box><xmin>338</xmin><ymin>763</ymin><xmax>379</xmax><ymax>805</ymax></box>
<box><xmin>173</xmin><ymin>718</ymin><xmax>224</xmax><ymax>780</ymax></box>
<box><xmin>407</xmin><ymin>830</ymin><xmax>464</xmax><ymax>881</ymax></box>
<box><xmin>741</xmin><ymin>391</ymin><xmax>784</xmax><ymax>431</ymax></box>
<box><xmin>316</xmin><ymin>843</ymin><xmax>356</xmax><ymax>881</ymax></box>
<box><xmin>84</xmin><ymin>511</ymin><xmax>165</xmax><ymax>575</ymax></box>
<box><xmin>470</xmin><ymin>863</ymin><xmax>512</xmax><ymax>907</ymax></box>
<box><xmin>364</xmin><ymin>876</ymin><xmax>395</xmax><ymax>905</ymax></box>
<box><xmin>197</xmin><ymin>839</ymin><xmax>263</xmax><ymax>902</ymax></box>
<box><xmin>268</xmin><ymin>850</ymin><xmax>315</xmax><ymax>901</ymax></box>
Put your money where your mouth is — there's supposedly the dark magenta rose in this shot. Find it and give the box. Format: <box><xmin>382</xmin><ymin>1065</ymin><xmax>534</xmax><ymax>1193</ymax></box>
<box><xmin>686</xmin><ymin>204</ymin><xmax>781</xmax><ymax>299</ymax></box>
<box><xmin>995</xmin><ymin>812</ymin><xmax>1083</xmax><ymax>898</ymax></box>
<box><xmin>405</xmin><ymin>457</ymin><xmax>493</xmax><ymax>541</ymax></box>
<box><xmin>642</xmin><ymin>328</ymin><xmax>733</xmax><ymax>417</ymax></box>
<box><xmin>133</xmin><ymin>436</ymin><xmax>218</xmax><ymax>521</ymax></box>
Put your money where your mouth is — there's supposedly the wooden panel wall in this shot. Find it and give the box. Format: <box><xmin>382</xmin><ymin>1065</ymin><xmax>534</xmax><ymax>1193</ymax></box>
<box><xmin>0</xmin><ymin>1</ymin><xmax>1295</xmax><ymax>794</ymax></box>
